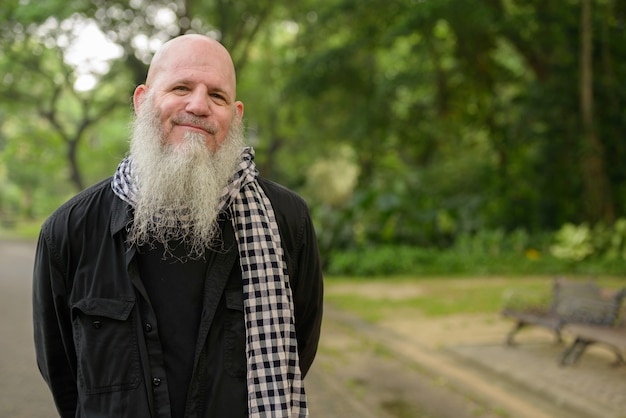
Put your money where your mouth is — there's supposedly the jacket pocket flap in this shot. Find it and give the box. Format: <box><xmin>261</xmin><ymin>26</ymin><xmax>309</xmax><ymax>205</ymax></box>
<box><xmin>72</xmin><ymin>298</ymin><xmax>134</xmax><ymax>321</ymax></box>
<box><xmin>225</xmin><ymin>290</ymin><xmax>243</xmax><ymax>311</ymax></box>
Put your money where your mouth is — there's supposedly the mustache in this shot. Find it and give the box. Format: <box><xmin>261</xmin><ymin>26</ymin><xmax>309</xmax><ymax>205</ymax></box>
<box><xmin>171</xmin><ymin>115</ymin><xmax>218</xmax><ymax>135</ymax></box>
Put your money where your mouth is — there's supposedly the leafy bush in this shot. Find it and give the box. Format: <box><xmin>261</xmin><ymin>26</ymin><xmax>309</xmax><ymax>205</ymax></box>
<box><xmin>326</xmin><ymin>224</ymin><xmax>626</xmax><ymax>277</ymax></box>
<box><xmin>549</xmin><ymin>223</ymin><xmax>593</xmax><ymax>261</ymax></box>
<box><xmin>327</xmin><ymin>245</ymin><xmax>436</xmax><ymax>276</ymax></box>
<box><xmin>549</xmin><ymin>219</ymin><xmax>626</xmax><ymax>262</ymax></box>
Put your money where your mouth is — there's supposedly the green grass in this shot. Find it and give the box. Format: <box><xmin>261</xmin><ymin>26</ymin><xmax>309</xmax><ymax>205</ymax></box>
<box><xmin>324</xmin><ymin>275</ymin><xmax>626</xmax><ymax>322</ymax></box>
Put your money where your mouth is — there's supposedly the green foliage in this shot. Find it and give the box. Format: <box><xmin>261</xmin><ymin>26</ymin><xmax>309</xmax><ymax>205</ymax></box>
<box><xmin>0</xmin><ymin>181</ymin><xmax>21</xmax><ymax>223</ymax></box>
<box><xmin>283</xmin><ymin>0</ymin><xmax>626</xmax><ymax>251</ymax></box>
<box><xmin>549</xmin><ymin>223</ymin><xmax>594</xmax><ymax>261</ymax></box>
<box><xmin>2</xmin><ymin>0</ymin><xmax>626</xmax><ymax>261</ymax></box>
<box><xmin>327</xmin><ymin>225</ymin><xmax>626</xmax><ymax>277</ymax></box>
<box><xmin>550</xmin><ymin>218</ymin><xmax>626</xmax><ymax>262</ymax></box>
<box><xmin>327</xmin><ymin>244</ymin><xmax>528</xmax><ymax>277</ymax></box>
<box><xmin>304</xmin><ymin>145</ymin><xmax>359</xmax><ymax>208</ymax></box>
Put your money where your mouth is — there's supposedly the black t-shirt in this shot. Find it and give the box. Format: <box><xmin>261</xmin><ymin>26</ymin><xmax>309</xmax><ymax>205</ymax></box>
<box><xmin>137</xmin><ymin>241</ymin><xmax>209</xmax><ymax>418</ymax></box>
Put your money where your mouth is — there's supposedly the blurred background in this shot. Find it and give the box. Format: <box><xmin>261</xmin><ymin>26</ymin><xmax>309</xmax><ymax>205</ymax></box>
<box><xmin>2</xmin><ymin>2</ymin><xmax>626</xmax><ymax>417</ymax></box>
<box><xmin>1</xmin><ymin>0</ymin><xmax>626</xmax><ymax>276</ymax></box>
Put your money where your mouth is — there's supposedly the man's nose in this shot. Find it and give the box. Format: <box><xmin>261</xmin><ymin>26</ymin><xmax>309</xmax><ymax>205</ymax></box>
<box><xmin>185</xmin><ymin>89</ymin><xmax>211</xmax><ymax>116</ymax></box>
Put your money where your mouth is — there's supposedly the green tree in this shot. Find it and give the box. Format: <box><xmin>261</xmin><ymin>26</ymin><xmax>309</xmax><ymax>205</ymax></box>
<box><xmin>283</xmin><ymin>0</ymin><xmax>626</xmax><ymax>250</ymax></box>
<box><xmin>0</xmin><ymin>0</ymin><xmax>299</xmax><ymax>198</ymax></box>
<box><xmin>2</xmin><ymin>0</ymin><xmax>626</xmax><ymax>257</ymax></box>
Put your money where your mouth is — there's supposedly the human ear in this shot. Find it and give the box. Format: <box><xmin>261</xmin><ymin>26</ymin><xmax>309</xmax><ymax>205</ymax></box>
<box><xmin>235</xmin><ymin>101</ymin><xmax>244</xmax><ymax>120</ymax></box>
<box><xmin>133</xmin><ymin>85</ymin><xmax>148</xmax><ymax>114</ymax></box>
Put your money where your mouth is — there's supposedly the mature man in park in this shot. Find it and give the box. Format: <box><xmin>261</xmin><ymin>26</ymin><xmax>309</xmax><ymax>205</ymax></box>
<box><xmin>33</xmin><ymin>34</ymin><xmax>324</xmax><ymax>418</ymax></box>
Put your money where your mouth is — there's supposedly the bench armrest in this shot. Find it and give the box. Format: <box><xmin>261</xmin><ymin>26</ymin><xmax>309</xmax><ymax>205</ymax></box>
<box><xmin>501</xmin><ymin>289</ymin><xmax>551</xmax><ymax>314</ymax></box>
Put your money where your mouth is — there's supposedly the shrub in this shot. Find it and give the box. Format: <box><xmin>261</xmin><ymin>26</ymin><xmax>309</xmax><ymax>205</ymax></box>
<box><xmin>325</xmin><ymin>224</ymin><xmax>626</xmax><ymax>277</ymax></box>
<box><xmin>549</xmin><ymin>219</ymin><xmax>626</xmax><ymax>262</ymax></box>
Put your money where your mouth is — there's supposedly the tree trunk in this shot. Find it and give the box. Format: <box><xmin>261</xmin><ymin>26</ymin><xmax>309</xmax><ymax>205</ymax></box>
<box><xmin>579</xmin><ymin>0</ymin><xmax>614</xmax><ymax>223</ymax></box>
<box><xmin>67</xmin><ymin>138</ymin><xmax>84</xmax><ymax>191</ymax></box>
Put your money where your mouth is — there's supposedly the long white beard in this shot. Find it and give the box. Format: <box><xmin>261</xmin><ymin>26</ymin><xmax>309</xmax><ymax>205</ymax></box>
<box><xmin>127</xmin><ymin>95</ymin><xmax>245</xmax><ymax>258</ymax></box>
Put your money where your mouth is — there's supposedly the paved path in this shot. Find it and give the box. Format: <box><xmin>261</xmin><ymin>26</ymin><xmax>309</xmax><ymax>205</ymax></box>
<box><xmin>449</xmin><ymin>343</ymin><xmax>626</xmax><ymax>418</ymax></box>
<box><xmin>0</xmin><ymin>240</ymin><xmax>55</xmax><ymax>417</ymax></box>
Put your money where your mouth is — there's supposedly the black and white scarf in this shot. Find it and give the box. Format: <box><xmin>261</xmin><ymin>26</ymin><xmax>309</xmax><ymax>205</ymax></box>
<box><xmin>112</xmin><ymin>147</ymin><xmax>307</xmax><ymax>417</ymax></box>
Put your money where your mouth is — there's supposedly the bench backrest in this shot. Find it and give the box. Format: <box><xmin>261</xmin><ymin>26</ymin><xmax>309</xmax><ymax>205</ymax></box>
<box><xmin>551</xmin><ymin>278</ymin><xmax>626</xmax><ymax>326</ymax></box>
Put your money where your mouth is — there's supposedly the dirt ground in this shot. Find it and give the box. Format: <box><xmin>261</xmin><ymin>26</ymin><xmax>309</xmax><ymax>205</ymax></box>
<box><xmin>311</xmin><ymin>281</ymin><xmax>623</xmax><ymax>418</ymax></box>
<box><xmin>312</xmin><ymin>310</ymin><xmax>505</xmax><ymax>418</ymax></box>
<box><xmin>313</xmin><ymin>306</ymin><xmax>543</xmax><ymax>418</ymax></box>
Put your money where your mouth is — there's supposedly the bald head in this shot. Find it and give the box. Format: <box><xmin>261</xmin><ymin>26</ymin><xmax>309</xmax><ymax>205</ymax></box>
<box><xmin>145</xmin><ymin>34</ymin><xmax>238</xmax><ymax>98</ymax></box>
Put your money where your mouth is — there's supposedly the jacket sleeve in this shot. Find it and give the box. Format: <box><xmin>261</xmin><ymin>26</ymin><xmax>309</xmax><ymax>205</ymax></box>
<box><xmin>32</xmin><ymin>226</ymin><xmax>78</xmax><ymax>418</ymax></box>
<box><xmin>292</xmin><ymin>210</ymin><xmax>324</xmax><ymax>378</ymax></box>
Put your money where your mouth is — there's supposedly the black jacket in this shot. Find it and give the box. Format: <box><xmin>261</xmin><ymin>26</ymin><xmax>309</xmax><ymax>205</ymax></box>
<box><xmin>33</xmin><ymin>177</ymin><xmax>324</xmax><ymax>417</ymax></box>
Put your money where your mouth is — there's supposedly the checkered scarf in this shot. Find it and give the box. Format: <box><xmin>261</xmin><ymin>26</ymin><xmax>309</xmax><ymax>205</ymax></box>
<box><xmin>112</xmin><ymin>147</ymin><xmax>307</xmax><ymax>417</ymax></box>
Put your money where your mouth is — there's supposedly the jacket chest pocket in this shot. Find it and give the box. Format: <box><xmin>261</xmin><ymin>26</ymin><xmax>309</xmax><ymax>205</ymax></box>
<box><xmin>72</xmin><ymin>298</ymin><xmax>141</xmax><ymax>394</ymax></box>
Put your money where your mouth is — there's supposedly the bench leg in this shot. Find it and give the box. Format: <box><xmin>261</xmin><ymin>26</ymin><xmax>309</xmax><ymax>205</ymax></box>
<box><xmin>610</xmin><ymin>352</ymin><xmax>625</xmax><ymax>367</ymax></box>
<box><xmin>554</xmin><ymin>329</ymin><xmax>563</xmax><ymax>344</ymax></box>
<box><xmin>560</xmin><ymin>338</ymin><xmax>590</xmax><ymax>366</ymax></box>
<box><xmin>505</xmin><ymin>322</ymin><xmax>526</xmax><ymax>346</ymax></box>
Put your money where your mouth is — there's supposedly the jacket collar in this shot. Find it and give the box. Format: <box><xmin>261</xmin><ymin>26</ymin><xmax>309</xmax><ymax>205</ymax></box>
<box><xmin>110</xmin><ymin>193</ymin><xmax>132</xmax><ymax>237</ymax></box>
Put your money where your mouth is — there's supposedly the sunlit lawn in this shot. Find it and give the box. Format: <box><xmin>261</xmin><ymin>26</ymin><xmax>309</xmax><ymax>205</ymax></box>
<box><xmin>324</xmin><ymin>275</ymin><xmax>626</xmax><ymax>322</ymax></box>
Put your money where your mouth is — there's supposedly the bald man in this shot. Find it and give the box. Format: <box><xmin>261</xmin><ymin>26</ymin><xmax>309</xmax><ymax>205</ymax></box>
<box><xmin>33</xmin><ymin>34</ymin><xmax>323</xmax><ymax>418</ymax></box>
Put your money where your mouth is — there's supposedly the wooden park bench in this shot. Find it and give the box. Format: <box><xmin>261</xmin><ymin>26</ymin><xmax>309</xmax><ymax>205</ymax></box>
<box><xmin>559</xmin><ymin>298</ymin><xmax>626</xmax><ymax>366</ymax></box>
<box><xmin>501</xmin><ymin>277</ymin><xmax>625</xmax><ymax>346</ymax></box>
